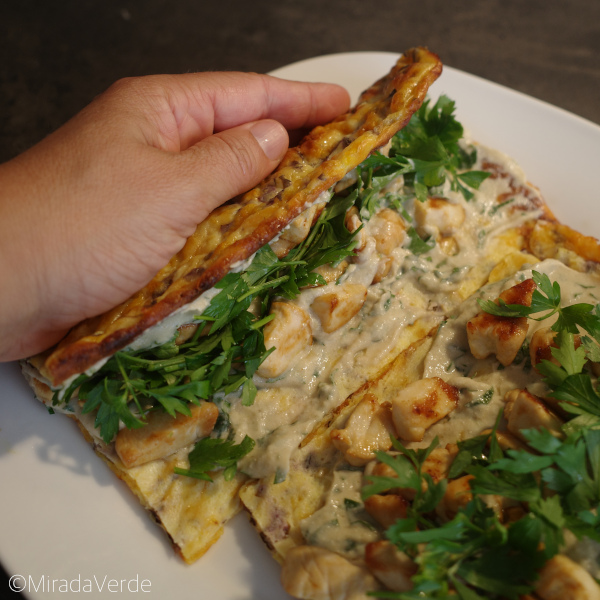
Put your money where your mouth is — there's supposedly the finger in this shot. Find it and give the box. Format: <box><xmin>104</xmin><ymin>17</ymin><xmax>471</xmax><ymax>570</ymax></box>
<box><xmin>206</xmin><ymin>74</ymin><xmax>351</xmax><ymax>132</ymax></box>
<box><xmin>170</xmin><ymin>118</ymin><xmax>289</xmax><ymax>231</ymax></box>
<box><xmin>101</xmin><ymin>73</ymin><xmax>350</xmax><ymax>151</ymax></box>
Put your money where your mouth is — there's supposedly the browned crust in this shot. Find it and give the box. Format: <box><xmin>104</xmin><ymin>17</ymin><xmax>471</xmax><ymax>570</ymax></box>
<box><xmin>481</xmin><ymin>159</ymin><xmax>556</xmax><ymax>221</ymax></box>
<box><xmin>527</xmin><ymin>220</ymin><xmax>600</xmax><ymax>264</ymax></box>
<box><xmin>37</xmin><ymin>47</ymin><xmax>442</xmax><ymax>386</ymax></box>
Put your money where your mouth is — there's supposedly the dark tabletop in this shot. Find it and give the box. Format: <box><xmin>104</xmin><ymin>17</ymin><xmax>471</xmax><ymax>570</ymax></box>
<box><xmin>2</xmin><ymin>0</ymin><xmax>600</xmax><ymax>164</ymax></box>
<box><xmin>1</xmin><ymin>0</ymin><xmax>599</xmax><ymax>595</ymax></box>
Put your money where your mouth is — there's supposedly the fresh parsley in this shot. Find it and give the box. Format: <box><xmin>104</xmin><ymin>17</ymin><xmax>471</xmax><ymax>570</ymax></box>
<box><xmin>173</xmin><ymin>435</ymin><xmax>255</xmax><ymax>481</ymax></box>
<box><xmin>478</xmin><ymin>271</ymin><xmax>600</xmax><ymax>341</ymax></box>
<box><xmin>356</xmin><ymin>95</ymin><xmax>490</xmax><ymax>220</ymax></box>
<box><xmin>365</xmin><ymin>276</ymin><xmax>600</xmax><ymax>598</ymax></box>
<box><xmin>54</xmin><ymin>94</ymin><xmax>490</xmax><ymax>480</ymax></box>
<box><xmin>406</xmin><ymin>226</ymin><xmax>435</xmax><ymax>255</ymax></box>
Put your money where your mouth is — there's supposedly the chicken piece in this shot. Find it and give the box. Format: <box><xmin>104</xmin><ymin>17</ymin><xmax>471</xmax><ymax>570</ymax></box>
<box><xmin>423</xmin><ymin>445</ymin><xmax>456</xmax><ymax>482</ymax></box>
<box><xmin>311</xmin><ymin>283</ymin><xmax>368</xmax><ymax>333</ymax></box>
<box><xmin>530</xmin><ymin>327</ymin><xmax>559</xmax><ymax>369</ymax></box>
<box><xmin>414</xmin><ymin>197</ymin><xmax>465</xmax><ymax>238</ymax></box>
<box><xmin>479</xmin><ymin>428</ymin><xmax>529</xmax><ymax>452</ymax></box>
<box><xmin>374</xmin><ymin>256</ymin><xmax>394</xmax><ymax>284</ymax></box>
<box><xmin>370</xmin><ymin>208</ymin><xmax>406</xmax><ymax>255</ymax></box>
<box><xmin>330</xmin><ymin>395</ymin><xmax>395</xmax><ymax>466</ymax></box>
<box><xmin>530</xmin><ymin>326</ymin><xmax>582</xmax><ymax>371</ymax></box>
<box><xmin>435</xmin><ymin>475</ymin><xmax>474</xmax><ymax>521</ymax></box>
<box><xmin>391</xmin><ymin>377</ymin><xmax>459</xmax><ymax>442</ymax></box>
<box><xmin>503</xmin><ymin>504</ymin><xmax>527</xmax><ymax>523</ymax></box>
<box><xmin>467</xmin><ymin>311</ymin><xmax>528</xmax><ymax>366</ymax></box>
<box><xmin>535</xmin><ymin>555</ymin><xmax>600</xmax><ymax>600</ymax></box>
<box><xmin>281</xmin><ymin>546</ymin><xmax>379</xmax><ymax>600</ymax></box>
<box><xmin>256</xmin><ymin>302</ymin><xmax>312</xmax><ymax>379</ymax></box>
<box><xmin>345</xmin><ymin>205</ymin><xmax>361</xmax><ymax>232</ymax></box>
<box><xmin>312</xmin><ymin>260</ymin><xmax>350</xmax><ymax>286</ymax></box>
<box><xmin>115</xmin><ymin>401</ymin><xmax>218</xmax><ymax>468</ymax></box>
<box><xmin>174</xmin><ymin>323</ymin><xmax>200</xmax><ymax>345</ymax></box>
<box><xmin>466</xmin><ymin>278</ymin><xmax>537</xmax><ymax>366</ymax></box>
<box><xmin>271</xmin><ymin>203</ymin><xmax>321</xmax><ymax>258</ymax></box>
<box><xmin>498</xmin><ymin>277</ymin><xmax>537</xmax><ymax>306</ymax></box>
<box><xmin>364</xmin><ymin>494</ymin><xmax>409</xmax><ymax>528</ymax></box>
<box><xmin>503</xmin><ymin>389</ymin><xmax>564</xmax><ymax>441</ymax></box>
<box><xmin>365</xmin><ymin>541</ymin><xmax>416</xmax><ymax>593</ymax></box>
<box><xmin>438</xmin><ymin>235</ymin><xmax>459</xmax><ymax>256</ymax></box>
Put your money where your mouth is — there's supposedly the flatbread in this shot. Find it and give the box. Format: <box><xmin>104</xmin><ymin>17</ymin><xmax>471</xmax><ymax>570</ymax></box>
<box><xmin>35</xmin><ymin>46</ymin><xmax>442</xmax><ymax>387</ymax></box>
<box><xmin>22</xmin><ymin>48</ymin><xmax>443</xmax><ymax>563</ymax></box>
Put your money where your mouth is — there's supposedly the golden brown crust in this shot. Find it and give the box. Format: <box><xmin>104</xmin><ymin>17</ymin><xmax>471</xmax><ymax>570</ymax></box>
<box><xmin>22</xmin><ymin>363</ymin><xmax>245</xmax><ymax>563</ymax></box>
<box><xmin>38</xmin><ymin>47</ymin><xmax>442</xmax><ymax>386</ymax></box>
<box><xmin>239</xmin><ymin>331</ymin><xmax>436</xmax><ymax>561</ymax></box>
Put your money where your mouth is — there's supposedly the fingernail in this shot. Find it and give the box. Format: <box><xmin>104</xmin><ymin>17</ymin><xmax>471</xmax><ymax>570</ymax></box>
<box><xmin>250</xmin><ymin>120</ymin><xmax>287</xmax><ymax>161</ymax></box>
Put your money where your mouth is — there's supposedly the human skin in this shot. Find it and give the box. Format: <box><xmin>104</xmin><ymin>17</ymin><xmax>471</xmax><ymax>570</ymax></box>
<box><xmin>0</xmin><ymin>72</ymin><xmax>350</xmax><ymax>361</ymax></box>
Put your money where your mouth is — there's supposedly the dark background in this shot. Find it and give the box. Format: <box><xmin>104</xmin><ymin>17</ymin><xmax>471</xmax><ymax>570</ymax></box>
<box><xmin>1</xmin><ymin>0</ymin><xmax>599</xmax><ymax>164</ymax></box>
<box><xmin>1</xmin><ymin>0</ymin><xmax>599</xmax><ymax>595</ymax></box>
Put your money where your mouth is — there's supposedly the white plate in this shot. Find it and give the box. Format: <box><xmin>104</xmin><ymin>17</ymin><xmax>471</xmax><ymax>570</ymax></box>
<box><xmin>2</xmin><ymin>51</ymin><xmax>600</xmax><ymax>600</ymax></box>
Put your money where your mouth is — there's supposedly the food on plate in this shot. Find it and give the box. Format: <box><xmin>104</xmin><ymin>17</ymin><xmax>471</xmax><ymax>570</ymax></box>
<box><xmin>21</xmin><ymin>47</ymin><xmax>444</xmax><ymax>562</ymax></box>
<box><xmin>236</xmin><ymin>91</ymin><xmax>600</xmax><ymax>597</ymax></box>
<box><xmin>20</xmin><ymin>44</ymin><xmax>600</xmax><ymax>598</ymax></box>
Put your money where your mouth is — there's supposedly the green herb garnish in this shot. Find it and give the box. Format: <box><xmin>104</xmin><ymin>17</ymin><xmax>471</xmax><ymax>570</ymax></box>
<box><xmin>174</xmin><ymin>435</ymin><xmax>255</xmax><ymax>481</ymax></box>
<box><xmin>364</xmin><ymin>277</ymin><xmax>600</xmax><ymax>598</ymax></box>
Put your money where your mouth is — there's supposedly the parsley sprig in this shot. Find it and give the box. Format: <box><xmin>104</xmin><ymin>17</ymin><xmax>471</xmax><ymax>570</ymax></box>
<box><xmin>362</xmin><ymin>437</ymin><xmax>447</xmax><ymax>529</ymax></box>
<box><xmin>56</xmin><ymin>193</ymin><xmax>359</xmax><ymax>446</ymax></box>
<box><xmin>174</xmin><ymin>435</ymin><xmax>255</xmax><ymax>481</ymax></box>
<box><xmin>478</xmin><ymin>271</ymin><xmax>600</xmax><ymax>338</ymax></box>
<box><xmin>359</xmin><ymin>95</ymin><xmax>490</xmax><ymax>213</ymax></box>
<box><xmin>478</xmin><ymin>271</ymin><xmax>600</xmax><ymax>432</ymax></box>
<box><xmin>364</xmin><ymin>276</ymin><xmax>600</xmax><ymax>598</ymax></box>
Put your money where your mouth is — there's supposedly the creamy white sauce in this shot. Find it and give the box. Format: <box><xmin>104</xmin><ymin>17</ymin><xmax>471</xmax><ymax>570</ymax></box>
<box><xmin>300</xmin><ymin>469</ymin><xmax>378</xmax><ymax>558</ymax></box>
<box><xmin>420</xmin><ymin>259</ymin><xmax>600</xmax><ymax>447</ymax></box>
<box><xmin>231</xmin><ymin>143</ymin><xmax>557</xmax><ymax>478</ymax></box>
<box><xmin>299</xmin><ymin>259</ymin><xmax>600</xmax><ymax>571</ymax></box>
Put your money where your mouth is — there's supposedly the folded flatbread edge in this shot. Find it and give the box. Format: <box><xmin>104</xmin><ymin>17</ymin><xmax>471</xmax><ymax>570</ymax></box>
<box><xmin>34</xmin><ymin>47</ymin><xmax>443</xmax><ymax>387</ymax></box>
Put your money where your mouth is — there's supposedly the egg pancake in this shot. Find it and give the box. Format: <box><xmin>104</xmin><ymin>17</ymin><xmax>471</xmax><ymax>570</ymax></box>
<box><xmin>22</xmin><ymin>46</ymin><xmax>600</xmax><ymax>596</ymax></box>
<box><xmin>22</xmin><ymin>48</ymin><xmax>445</xmax><ymax>562</ymax></box>
<box><xmin>34</xmin><ymin>46</ymin><xmax>442</xmax><ymax>388</ymax></box>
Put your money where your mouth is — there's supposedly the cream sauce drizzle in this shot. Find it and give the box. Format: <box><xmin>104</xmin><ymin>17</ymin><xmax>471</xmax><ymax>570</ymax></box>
<box><xmin>230</xmin><ymin>143</ymin><xmax>552</xmax><ymax>479</ymax></box>
<box><xmin>299</xmin><ymin>260</ymin><xmax>600</xmax><ymax>566</ymax></box>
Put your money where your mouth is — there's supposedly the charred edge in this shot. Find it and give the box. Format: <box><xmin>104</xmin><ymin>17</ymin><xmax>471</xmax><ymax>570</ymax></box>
<box><xmin>148</xmin><ymin>508</ymin><xmax>178</xmax><ymax>549</ymax></box>
<box><xmin>259</xmin><ymin>531</ymin><xmax>276</xmax><ymax>552</ymax></box>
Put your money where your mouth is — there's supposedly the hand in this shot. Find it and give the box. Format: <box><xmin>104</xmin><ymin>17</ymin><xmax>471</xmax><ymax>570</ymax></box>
<box><xmin>0</xmin><ymin>72</ymin><xmax>350</xmax><ymax>361</ymax></box>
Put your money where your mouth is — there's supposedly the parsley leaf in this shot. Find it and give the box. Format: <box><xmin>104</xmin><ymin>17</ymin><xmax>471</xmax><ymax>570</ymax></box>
<box><xmin>406</xmin><ymin>227</ymin><xmax>435</xmax><ymax>255</ymax></box>
<box><xmin>173</xmin><ymin>435</ymin><xmax>255</xmax><ymax>481</ymax></box>
<box><xmin>390</xmin><ymin>95</ymin><xmax>490</xmax><ymax>202</ymax></box>
<box><xmin>478</xmin><ymin>272</ymin><xmax>600</xmax><ymax>345</ymax></box>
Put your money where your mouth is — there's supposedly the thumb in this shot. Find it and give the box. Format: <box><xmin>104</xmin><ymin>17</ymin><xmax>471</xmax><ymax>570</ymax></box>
<box><xmin>178</xmin><ymin>119</ymin><xmax>289</xmax><ymax>221</ymax></box>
